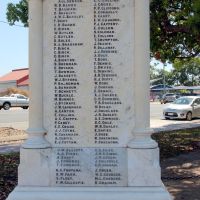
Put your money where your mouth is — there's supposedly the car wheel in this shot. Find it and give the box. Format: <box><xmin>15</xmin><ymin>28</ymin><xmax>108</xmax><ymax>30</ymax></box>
<box><xmin>186</xmin><ymin>112</ymin><xmax>192</xmax><ymax>121</ymax></box>
<box><xmin>22</xmin><ymin>106</ymin><xmax>29</xmax><ymax>109</ymax></box>
<box><xmin>3</xmin><ymin>103</ymin><xmax>10</xmax><ymax>110</ymax></box>
<box><xmin>165</xmin><ymin>117</ymin><xmax>170</xmax><ymax>120</ymax></box>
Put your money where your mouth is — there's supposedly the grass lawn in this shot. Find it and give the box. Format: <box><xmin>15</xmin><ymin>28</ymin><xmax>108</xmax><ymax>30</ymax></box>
<box><xmin>0</xmin><ymin>128</ymin><xmax>200</xmax><ymax>200</ymax></box>
<box><xmin>0</xmin><ymin>153</ymin><xmax>19</xmax><ymax>200</ymax></box>
<box><xmin>152</xmin><ymin>128</ymin><xmax>200</xmax><ymax>159</ymax></box>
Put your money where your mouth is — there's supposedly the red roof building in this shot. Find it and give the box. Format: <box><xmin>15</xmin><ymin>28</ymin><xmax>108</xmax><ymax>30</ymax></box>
<box><xmin>0</xmin><ymin>68</ymin><xmax>29</xmax><ymax>91</ymax></box>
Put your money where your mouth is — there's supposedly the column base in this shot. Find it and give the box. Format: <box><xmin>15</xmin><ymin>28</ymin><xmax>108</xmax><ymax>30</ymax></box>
<box><xmin>7</xmin><ymin>186</ymin><xmax>172</xmax><ymax>200</ymax></box>
<box><xmin>22</xmin><ymin>128</ymin><xmax>51</xmax><ymax>149</ymax></box>
<box><xmin>128</xmin><ymin>128</ymin><xmax>158</xmax><ymax>149</ymax></box>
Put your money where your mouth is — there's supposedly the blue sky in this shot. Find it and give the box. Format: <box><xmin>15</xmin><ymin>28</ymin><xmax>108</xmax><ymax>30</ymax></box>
<box><xmin>0</xmin><ymin>0</ymin><xmax>28</xmax><ymax>76</ymax></box>
<box><xmin>151</xmin><ymin>58</ymin><xmax>173</xmax><ymax>72</ymax></box>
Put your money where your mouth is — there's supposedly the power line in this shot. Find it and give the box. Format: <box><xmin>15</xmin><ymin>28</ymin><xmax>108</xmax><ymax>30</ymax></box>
<box><xmin>0</xmin><ymin>20</ymin><xmax>24</xmax><ymax>27</ymax></box>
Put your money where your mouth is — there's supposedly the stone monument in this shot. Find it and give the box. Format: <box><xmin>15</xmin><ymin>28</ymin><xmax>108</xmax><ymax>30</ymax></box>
<box><xmin>7</xmin><ymin>0</ymin><xmax>171</xmax><ymax>199</ymax></box>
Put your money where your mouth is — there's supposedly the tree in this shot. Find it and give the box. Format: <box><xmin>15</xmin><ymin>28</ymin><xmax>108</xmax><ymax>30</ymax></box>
<box><xmin>6</xmin><ymin>0</ymin><xmax>200</xmax><ymax>62</ymax></box>
<box><xmin>6</xmin><ymin>0</ymin><xmax>28</xmax><ymax>27</ymax></box>
<box><xmin>173</xmin><ymin>58</ymin><xmax>200</xmax><ymax>85</ymax></box>
<box><xmin>150</xmin><ymin>65</ymin><xmax>159</xmax><ymax>80</ymax></box>
<box><xmin>152</xmin><ymin>58</ymin><xmax>200</xmax><ymax>86</ymax></box>
<box><xmin>151</xmin><ymin>0</ymin><xmax>200</xmax><ymax>62</ymax></box>
<box><xmin>150</xmin><ymin>65</ymin><xmax>176</xmax><ymax>86</ymax></box>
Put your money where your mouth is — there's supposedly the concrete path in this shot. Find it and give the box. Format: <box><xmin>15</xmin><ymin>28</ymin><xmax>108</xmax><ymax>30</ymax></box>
<box><xmin>0</xmin><ymin>143</ymin><xmax>20</xmax><ymax>153</ymax></box>
<box><xmin>151</xmin><ymin>118</ymin><xmax>200</xmax><ymax>133</ymax></box>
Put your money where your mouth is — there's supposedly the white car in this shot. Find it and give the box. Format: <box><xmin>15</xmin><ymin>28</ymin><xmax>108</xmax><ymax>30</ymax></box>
<box><xmin>0</xmin><ymin>94</ymin><xmax>29</xmax><ymax>110</ymax></box>
<box><xmin>163</xmin><ymin>96</ymin><xmax>200</xmax><ymax>121</ymax></box>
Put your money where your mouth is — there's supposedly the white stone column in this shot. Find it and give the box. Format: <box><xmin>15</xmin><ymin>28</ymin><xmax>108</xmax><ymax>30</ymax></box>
<box><xmin>128</xmin><ymin>0</ymin><xmax>157</xmax><ymax>148</ymax></box>
<box><xmin>22</xmin><ymin>0</ymin><xmax>50</xmax><ymax>148</ymax></box>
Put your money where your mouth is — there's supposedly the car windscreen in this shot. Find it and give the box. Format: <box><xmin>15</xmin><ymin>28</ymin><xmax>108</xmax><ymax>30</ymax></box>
<box><xmin>172</xmin><ymin>98</ymin><xmax>193</xmax><ymax>105</ymax></box>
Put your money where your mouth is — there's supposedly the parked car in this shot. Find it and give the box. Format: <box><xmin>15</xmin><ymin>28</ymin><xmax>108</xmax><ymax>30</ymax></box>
<box><xmin>179</xmin><ymin>93</ymin><xmax>199</xmax><ymax>97</ymax></box>
<box><xmin>163</xmin><ymin>96</ymin><xmax>200</xmax><ymax>121</ymax></box>
<box><xmin>160</xmin><ymin>93</ymin><xmax>180</xmax><ymax>104</ymax></box>
<box><xmin>0</xmin><ymin>94</ymin><xmax>29</xmax><ymax>110</ymax></box>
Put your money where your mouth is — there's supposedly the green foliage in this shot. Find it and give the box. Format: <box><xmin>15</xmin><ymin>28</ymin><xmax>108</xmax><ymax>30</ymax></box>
<box><xmin>6</xmin><ymin>0</ymin><xmax>28</xmax><ymax>27</ymax></box>
<box><xmin>151</xmin><ymin>58</ymin><xmax>200</xmax><ymax>86</ymax></box>
<box><xmin>150</xmin><ymin>58</ymin><xmax>200</xmax><ymax>86</ymax></box>
<box><xmin>150</xmin><ymin>0</ymin><xmax>200</xmax><ymax>62</ymax></box>
<box><xmin>150</xmin><ymin>65</ymin><xmax>177</xmax><ymax>86</ymax></box>
<box><xmin>150</xmin><ymin>65</ymin><xmax>159</xmax><ymax>80</ymax></box>
<box><xmin>173</xmin><ymin>58</ymin><xmax>200</xmax><ymax>85</ymax></box>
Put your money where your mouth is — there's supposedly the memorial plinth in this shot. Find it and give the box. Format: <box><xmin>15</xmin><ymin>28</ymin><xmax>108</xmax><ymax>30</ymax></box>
<box><xmin>7</xmin><ymin>0</ymin><xmax>172</xmax><ymax>200</ymax></box>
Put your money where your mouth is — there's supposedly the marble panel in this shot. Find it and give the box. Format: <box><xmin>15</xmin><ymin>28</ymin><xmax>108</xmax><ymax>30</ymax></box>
<box><xmin>43</xmin><ymin>0</ymin><xmax>134</xmax><ymax>147</ymax></box>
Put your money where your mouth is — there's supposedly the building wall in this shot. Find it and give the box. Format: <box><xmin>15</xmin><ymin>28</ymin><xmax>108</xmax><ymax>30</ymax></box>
<box><xmin>0</xmin><ymin>81</ymin><xmax>17</xmax><ymax>91</ymax></box>
<box><xmin>18</xmin><ymin>85</ymin><xmax>29</xmax><ymax>91</ymax></box>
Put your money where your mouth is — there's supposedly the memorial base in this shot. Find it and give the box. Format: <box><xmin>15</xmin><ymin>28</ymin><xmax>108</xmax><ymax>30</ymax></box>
<box><xmin>7</xmin><ymin>186</ymin><xmax>172</xmax><ymax>200</ymax></box>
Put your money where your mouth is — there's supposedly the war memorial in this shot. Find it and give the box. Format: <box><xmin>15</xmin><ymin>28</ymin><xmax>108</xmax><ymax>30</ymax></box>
<box><xmin>7</xmin><ymin>0</ymin><xmax>171</xmax><ymax>199</ymax></box>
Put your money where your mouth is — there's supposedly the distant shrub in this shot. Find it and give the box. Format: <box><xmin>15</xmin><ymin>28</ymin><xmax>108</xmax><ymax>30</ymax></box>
<box><xmin>0</xmin><ymin>88</ymin><xmax>29</xmax><ymax>97</ymax></box>
<box><xmin>0</xmin><ymin>89</ymin><xmax>8</xmax><ymax>97</ymax></box>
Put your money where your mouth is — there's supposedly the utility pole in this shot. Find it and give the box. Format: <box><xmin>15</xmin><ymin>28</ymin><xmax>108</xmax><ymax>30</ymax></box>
<box><xmin>163</xmin><ymin>62</ymin><xmax>166</xmax><ymax>95</ymax></box>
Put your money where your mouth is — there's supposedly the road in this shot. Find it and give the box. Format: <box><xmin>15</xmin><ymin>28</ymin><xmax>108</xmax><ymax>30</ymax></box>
<box><xmin>0</xmin><ymin>103</ymin><xmax>164</xmax><ymax>128</ymax></box>
<box><xmin>150</xmin><ymin>102</ymin><xmax>165</xmax><ymax>119</ymax></box>
<box><xmin>0</xmin><ymin>108</ymin><xmax>28</xmax><ymax>130</ymax></box>
<box><xmin>150</xmin><ymin>102</ymin><xmax>200</xmax><ymax>132</ymax></box>
<box><xmin>0</xmin><ymin>103</ymin><xmax>200</xmax><ymax>132</ymax></box>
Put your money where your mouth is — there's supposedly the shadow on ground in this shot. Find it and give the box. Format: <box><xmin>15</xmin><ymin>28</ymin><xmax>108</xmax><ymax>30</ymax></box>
<box><xmin>161</xmin><ymin>150</ymin><xmax>200</xmax><ymax>200</ymax></box>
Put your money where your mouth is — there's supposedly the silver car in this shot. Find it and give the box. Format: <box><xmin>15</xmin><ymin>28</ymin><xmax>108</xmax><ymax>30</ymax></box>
<box><xmin>163</xmin><ymin>96</ymin><xmax>200</xmax><ymax>121</ymax></box>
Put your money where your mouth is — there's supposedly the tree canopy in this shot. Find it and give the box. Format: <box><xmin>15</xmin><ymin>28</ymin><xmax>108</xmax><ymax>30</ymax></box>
<box><xmin>6</xmin><ymin>0</ymin><xmax>28</xmax><ymax>27</ymax></box>
<box><xmin>173</xmin><ymin>58</ymin><xmax>200</xmax><ymax>85</ymax></box>
<box><xmin>151</xmin><ymin>58</ymin><xmax>200</xmax><ymax>86</ymax></box>
<box><xmin>6</xmin><ymin>0</ymin><xmax>200</xmax><ymax>62</ymax></box>
<box><xmin>150</xmin><ymin>0</ymin><xmax>200</xmax><ymax>62</ymax></box>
